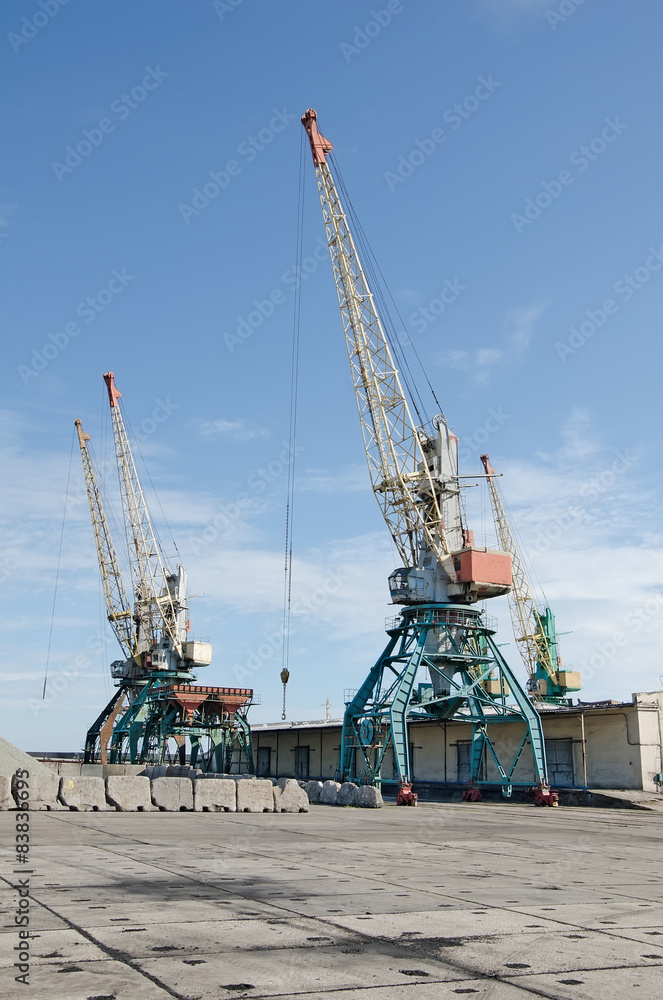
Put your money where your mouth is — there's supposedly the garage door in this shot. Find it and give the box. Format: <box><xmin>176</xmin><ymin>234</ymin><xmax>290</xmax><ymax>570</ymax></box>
<box><xmin>545</xmin><ymin>739</ymin><xmax>574</xmax><ymax>786</ymax></box>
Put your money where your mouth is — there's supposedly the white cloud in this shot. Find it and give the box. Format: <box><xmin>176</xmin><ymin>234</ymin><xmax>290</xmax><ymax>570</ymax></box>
<box><xmin>397</xmin><ymin>287</ymin><xmax>424</xmax><ymax>307</ymax></box>
<box><xmin>436</xmin><ymin>301</ymin><xmax>548</xmax><ymax>382</ymax></box>
<box><xmin>2</xmin><ymin>404</ymin><xmax>661</xmax><ymax>747</ymax></box>
<box><xmin>296</xmin><ymin>465</ymin><xmax>367</xmax><ymax>494</ymax></box>
<box><xmin>193</xmin><ymin>418</ymin><xmax>269</xmax><ymax>441</ymax></box>
<box><xmin>466</xmin><ymin>412</ymin><xmax>660</xmax><ymax>702</ymax></box>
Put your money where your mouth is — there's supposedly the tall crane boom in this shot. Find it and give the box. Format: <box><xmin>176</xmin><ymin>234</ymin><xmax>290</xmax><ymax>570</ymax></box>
<box><xmin>103</xmin><ymin>372</ymin><xmax>182</xmax><ymax>657</ymax></box>
<box><xmin>302</xmin><ymin>109</ymin><xmax>510</xmax><ymax>605</ymax></box>
<box><xmin>481</xmin><ymin>453</ymin><xmax>580</xmax><ymax>703</ymax></box>
<box><xmin>303</xmin><ymin>110</ymin><xmax>451</xmax><ymax>571</ymax></box>
<box><xmin>75</xmin><ymin>419</ymin><xmax>138</xmax><ymax>661</ymax></box>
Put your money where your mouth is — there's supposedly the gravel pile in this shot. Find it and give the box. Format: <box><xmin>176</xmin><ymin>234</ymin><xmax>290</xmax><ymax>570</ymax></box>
<box><xmin>0</xmin><ymin>735</ymin><xmax>51</xmax><ymax>778</ymax></box>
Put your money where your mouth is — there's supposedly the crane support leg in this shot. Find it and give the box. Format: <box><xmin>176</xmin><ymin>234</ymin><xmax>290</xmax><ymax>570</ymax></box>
<box><xmin>338</xmin><ymin>604</ymin><xmax>549</xmax><ymax>793</ymax></box>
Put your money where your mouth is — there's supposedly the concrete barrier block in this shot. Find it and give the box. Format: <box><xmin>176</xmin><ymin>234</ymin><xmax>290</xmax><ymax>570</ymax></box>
<box><xmin>144</xmin><ymin>765</ymin><xmax>167</xmax><ymax>779</ymax></box>
<box><xmin>337</xmin><ymin>781</ymin><xmax>359</xmax><ymax>806</ymax></box>
<box><xmin>56</xmin><ymin>762</ymin><xmax>85</xmax><ymax>777</ymax></box>
<box><xmin>0</xmin><ymin>776</ymin><xmax>14</xmax><ymax>810</ymax></box>
<box><xmin>59</xmin><ymin>776</ymin><xmax>107</xmax><ymax>811</ymax></box>
<box><xmin>236</xmin><ymin>778</ymin><xmax>274</xmax><ymax>812</ymax></box>
<box><xmin>12</xmin><ymin>772</ymin><xmax>62</xmax><ymax>811</ymax></box>
<box><xmin>39</xmin><ymin>762</ymin><xmax>60</xmax><ymax>774</ymax></box>
<box><xmin>320</xmin><ymin>780</ymin><xmax>342</xmax><ymax>805</ymax></box>
<box><xmin>102</xmin><ymin>764</ymin><xmax>146</xmax><ymax>777</ymax></box>
<box><xmin>150</xmin><ymin>776</ymin><xmax>193</xmax><ymax>811</ymax></box>
<box><xmin>105</xmin><ymin>776</ymin><xmax>152</xmax><ymax>812</ymax></box>
<box><xmin>305</xmin><ymin>780</ymin><xmax>324</xmax><ymax>803</ymax></box>
<box><xmin>273</xmin><ymin>778</ymin><xmax>309</xmax><ymax>813</ymax></box>
<box><xmin>356</xmin><ymin>784</ymin><xmax>384</xmax><ymax>808</ymax></box>
<box><xmin>193</xmin><ymin>778</ymin><xmax>236</xmax><ymax>812</ymax></box>
<box><xmin>81</xmin><ymin>764</ymin><xmax>104</xmax><ymax>777</ymax></box>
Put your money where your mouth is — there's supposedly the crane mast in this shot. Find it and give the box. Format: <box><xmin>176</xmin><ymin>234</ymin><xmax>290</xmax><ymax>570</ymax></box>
<box><xmin>481</xmin><ymin>454</ymin><xmax>581</xmax><ymax>704</ymax></box>
<box><xmin>302</xmin><ymin>109</ymin><xmax>552</xmax><ymax>799</ymax></box>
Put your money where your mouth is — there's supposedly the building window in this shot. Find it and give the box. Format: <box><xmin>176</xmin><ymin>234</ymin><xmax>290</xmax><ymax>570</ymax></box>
<box><xmin>256</xmin><ymin>746</ymin><xmax>271</xmax><ymax>777</ymax></box>
<box><xmin>456</xmin><ymin>741</ymin><xmax>486</xmax><ymax>783</ymax></box>
<box><xmin>294</xmin><ymin>746</ymin><xmax>310</xmax><ymax>779</ymax></box>
<box><xmin>545</xmin><ymin>739</ymin><xmax>574</xmax><ymax>786</ymax></box>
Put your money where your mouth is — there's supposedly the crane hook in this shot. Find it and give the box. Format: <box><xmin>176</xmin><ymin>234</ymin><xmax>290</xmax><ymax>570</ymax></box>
<box><xmin>280</xmin><ymin>668</ymin><xmax>290</xmax><ymax>720</ymax></box>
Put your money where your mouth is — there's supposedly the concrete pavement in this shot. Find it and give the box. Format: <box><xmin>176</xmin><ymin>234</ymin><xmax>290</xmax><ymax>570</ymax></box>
<box><xmin>1</xmin><ymin>802</ymin><xmax>662</xmax><ymax>999</ymax></box>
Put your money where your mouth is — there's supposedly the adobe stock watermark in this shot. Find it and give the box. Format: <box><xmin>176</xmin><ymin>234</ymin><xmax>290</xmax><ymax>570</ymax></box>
<box><xmin>546</xmin><ymin>0</ymin><xmax>590</xmax><ymax>31</ymax></box>
<box><xmin>232</xmin><ymin>568</ymin><xmax>349</xmax><ymax>684</ymax></box>
<box><xmin>511</xmin><ymin>117</ymin><xmax>628</xmax><ymax>233</ymax></box>
<box><xmin>132</xmin><ymin>397</ymin><xmax>179</xmax><ymax>445</ymax></box>
<box><xmin>405</xmin><ymin>278</ymin><xmax>467</xmax><ymax>335</ymax></box>
<box><xmin>223</xmin><ymin>236</ymin><xmax>327</xmax><ymax>352</ymax></box>
<box><xmin>339</xmin><ymin>0</ymin><xmax>412</xmax><ymax>63</ymax></box>
<box><xmin>555</xmin><ymin>245</ymin><xmax>663</xmax><ymax>362</ymax></box>
<box><xmin>212</xmin><ymin>0</ymin><xmax>245</xmax><ymax>20</ymax></box>
<box><xmin>457</xmin><ymin>407</ymin><xmax>511</xmax><ymax>465</ymax></box>
<box><xmin>580</xmin><ymin>593</ymin><xmax>663</xmax><ymax>684</ymax></box>
<box><xmin>51</xmin><ymin>66</ymin><xmax>169</xmax><ymax>182</ymax></box>
<box><xmin>28</xmin><ymin>630</ymin><xmax>103</xmax><ymax>717</ymax></box>
<box><xmin>384</xmin><ymin>75</ymin><xmax>501</xmax><ymax>192</ymax></box>
<box><xmin>0</xmin><ymin>556</ymin><xmax>14</xmax><ymax>585</ymax></box>
<box><xmin>8</xmin><ymin>0</ymin><xmax>72</xmax><ymax>54</ymax></box>
<box><xmin>189</xmin><ymin>441</ymin><xmax>305</xmax><ymax>555</ymax></box>
<box><xmin>179</xmin><ymin>107</ymin><xmax>295</xmax><ymax>224</ymax></box>
<box><xmin>531</xmin><ymin>448</ymin><xmax>638</xmax><ymax>555</ymax></box>
<box><xmin>66</xmin><ymin>396</ymin><xmax>179</xmax><ymax>513</ymax></box>
<box><xmin>17</xmin><ymin>268</ymin><xmax>135</xmax><ymax>385</ymax></box>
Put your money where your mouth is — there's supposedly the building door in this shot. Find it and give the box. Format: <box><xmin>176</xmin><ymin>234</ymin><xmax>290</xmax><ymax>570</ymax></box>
<box><xmin>456</xmin><ymin>741</ymin><xmax>486</xmax><ymax>783</ymax></box>
<box><xmin>256</xmin><ymin>746</ymin><xmax>271</xmax><ymax>777</ymax></box>
<box><xmin>545</xmin><ymin>739</ymin><xmax>574</xmax><ymax>786</ymax></box>
<box><xmin>294</xmin><ymin>746</ymin><xmax>310</xmax><ymax>779</ymax></box>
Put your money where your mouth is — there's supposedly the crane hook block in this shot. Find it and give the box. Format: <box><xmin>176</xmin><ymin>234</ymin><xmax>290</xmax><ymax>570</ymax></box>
<box><xmin>280</xmin><ymin>668</ymin><xmax>290</xmax><ymax>686</ymax></box>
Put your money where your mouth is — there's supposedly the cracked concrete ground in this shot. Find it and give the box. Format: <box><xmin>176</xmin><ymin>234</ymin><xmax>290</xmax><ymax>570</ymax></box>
<box><xmin>1</xmin><ymin>802</ymin><xmax>662</xmax><ymax>999</ymax></box>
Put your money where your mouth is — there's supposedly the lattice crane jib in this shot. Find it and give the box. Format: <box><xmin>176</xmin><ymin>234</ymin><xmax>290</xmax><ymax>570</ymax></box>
<box><xmin>303</xmin><ymin>110</ymin><xmax>454</xmax><ymax>578</ymax></box>
<box><xmin>75</xmin><ymin>419</ymin><xmax>138</xmax><ymax>662</ymax></box>
<box><xmin>481</xmin><ymin>453</ymin><xmax>581</xmax><ymax>704</ymax></box>
<box><xmin>302</xmin><ymin>110</ymin><xmax>511</xmax><ymax>607</ymax></box>
<box><xmin>103</xmin><ymin>372</ymin><xmax>183</xmax><ymax>658</ymax></box>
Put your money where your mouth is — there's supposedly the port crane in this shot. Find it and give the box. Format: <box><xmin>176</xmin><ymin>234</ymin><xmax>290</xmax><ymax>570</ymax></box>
<box><xmin>302</xmin><ymin>109</ymin><xmax>550</xmax><ymax>797</ymax></box>
<box><xmin>481</xmin><ymin>454</ymin><xmax>581</xmax><ymax>704</ymax></box>
<box><xmin>78</xmin><ymin>372</ymin><xmax>254</xmax><ymax>770</ymax></box>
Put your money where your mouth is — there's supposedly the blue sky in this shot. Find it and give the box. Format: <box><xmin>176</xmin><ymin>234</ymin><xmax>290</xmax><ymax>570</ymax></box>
<box><xmin>2</xmin><ymin>0</ymin><xmax>662</xmax><ymax>752</ymax></box>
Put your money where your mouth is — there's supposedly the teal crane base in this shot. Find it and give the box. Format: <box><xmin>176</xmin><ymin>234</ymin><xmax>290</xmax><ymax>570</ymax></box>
<box><xmin>83</xmin><ymin>675</ymin><xmax>255</xmax><ymax>773</ymax></box>
<box><xmin>339</xmin><ymin>604</ymin><xmax>548</xmax><ymax>796</ymax></box>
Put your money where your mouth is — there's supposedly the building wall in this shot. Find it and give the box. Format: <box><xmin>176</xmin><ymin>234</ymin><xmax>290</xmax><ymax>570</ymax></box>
<box><xmin>633</xmin><ymin>693</ymin><xmax>663</xmax><ymax>791</ymax></box>
<box><xmin>251</xmin><ymin>692</ymin><xmax>663</xmax><ymax>791</ymax></box>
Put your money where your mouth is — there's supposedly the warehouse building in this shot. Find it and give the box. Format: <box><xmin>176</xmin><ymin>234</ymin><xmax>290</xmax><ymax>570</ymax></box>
<box><xmin>251</xmin><ymin>691</ymin><xmax>663</xmax><ymax>794</ymax></box>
